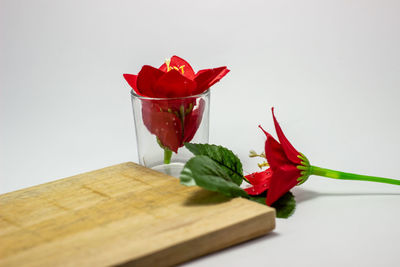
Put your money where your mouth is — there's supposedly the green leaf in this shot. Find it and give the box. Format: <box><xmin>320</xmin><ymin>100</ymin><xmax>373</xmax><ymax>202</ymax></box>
<box><xmin>272</xmin><ymin>191</ymin><xmax>296</xmax><ymax>218</ymax></box>
<box><xmin>247</xmin><ymin>195</ymin><xmax>266</xmax><ymax>205</ymax></box>
<box><xmin>180</xmin><ymin>155</ymin><xmax>248</xmax><ymax>198</ymax></box>
<box><xmin>184</xmin><ymin>143</ymin><xmax>244</xmax><ymax>186</ymax></box>
<box><xmin>180</xmin><ymin>167</ymin><xmax>197</xmax><ymax>186</ymax></box>
<box><xmin>246</xmin><ymin>192</ymin><xmax>296</xmax><ymax>218</ymax></box>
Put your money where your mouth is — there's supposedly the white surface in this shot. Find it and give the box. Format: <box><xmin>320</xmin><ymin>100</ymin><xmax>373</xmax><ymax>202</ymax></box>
<box><xmin>1</xmin><ymin>0</ymin><xmax>400</xmax><ymax>266</ymax></box>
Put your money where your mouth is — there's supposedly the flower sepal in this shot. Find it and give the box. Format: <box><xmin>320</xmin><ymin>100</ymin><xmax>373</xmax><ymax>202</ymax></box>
<box><xmin>296</xmin><ymin>153</ymin><xmax>311</xmax><ymax>185</ymax></box>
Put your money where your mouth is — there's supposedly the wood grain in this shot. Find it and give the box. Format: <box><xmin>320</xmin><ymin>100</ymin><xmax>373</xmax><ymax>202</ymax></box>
<box><xmin>0</xmin><ymin>162</ymin><xmax>275</xmax><ymax>267</ymax></box>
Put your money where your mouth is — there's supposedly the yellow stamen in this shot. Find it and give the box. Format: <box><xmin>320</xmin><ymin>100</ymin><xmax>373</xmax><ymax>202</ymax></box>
<box><xmin>165</xmin><ymin>58</ymin><xmax>185</xmax><ymax>74</ymax></box>
<box><xmin>179</xmin><ymin>65</ymin><xmax>185</xmax><ymax>74</ymax></box>
<box><xmin>258</xmin><ymin>162</ymin><xmax>269</xmax><ymax>169</ymax></box>
<box><xmin>249</xmin><ymin>150</ymin><xmax>266</xmax><ymax>159</ymax></box>
<box><xmin>165</xmin><ymin>58</ymin><xmax>171</xmax><ymax>71</ymax></box>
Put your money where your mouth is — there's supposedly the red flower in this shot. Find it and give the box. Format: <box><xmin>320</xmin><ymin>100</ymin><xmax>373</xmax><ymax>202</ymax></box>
<box><xmin>124</xmin><ymin>56</ymin><xmax>229</xmax><ymax>152</ymax></box>
<box><xmin>123</xmin><ymin>55</ymin><xmax>229</xmax><ymax>98</ymax></box>
<box><xmin>245</xmin><ymin>108</ymin><xmax>310</xmax><ymax>206</ymax></box>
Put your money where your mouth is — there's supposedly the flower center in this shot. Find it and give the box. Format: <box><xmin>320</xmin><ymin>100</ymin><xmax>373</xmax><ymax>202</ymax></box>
<box><xmin>165</xmin><ymin>58</ymin><xmax>185</xmax><ymax>74</ymax></box>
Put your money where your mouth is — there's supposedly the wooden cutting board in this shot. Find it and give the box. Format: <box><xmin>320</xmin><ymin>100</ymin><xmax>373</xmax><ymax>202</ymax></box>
<box><xmin>0</xmin><ymin>162</ymin><xmax>275</xmax><ymax>267</ymax></box>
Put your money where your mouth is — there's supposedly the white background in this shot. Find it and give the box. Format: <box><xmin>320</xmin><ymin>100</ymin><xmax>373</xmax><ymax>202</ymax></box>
<box><xmin>1</xmin><ymin>0</ymin><xmax>400</xmax><ymax>266</ymax></box>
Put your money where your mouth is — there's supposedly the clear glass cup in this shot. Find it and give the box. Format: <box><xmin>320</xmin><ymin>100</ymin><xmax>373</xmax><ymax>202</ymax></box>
<box><xmin>131</xmin><ymin>89</ymin><xmax>210</xmax><ymax>177</ymax></box>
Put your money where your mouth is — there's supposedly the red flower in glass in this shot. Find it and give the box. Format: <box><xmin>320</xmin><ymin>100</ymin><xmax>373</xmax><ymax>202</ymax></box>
<box><xmin>124</xmin><ymin>56</ymin><xmax>229</xmax><ymax>152</ymax></box>
<box><xmin>245</xmin><ymin>108</ymin><xmax>310</xmax><ymax>206</ymax></box>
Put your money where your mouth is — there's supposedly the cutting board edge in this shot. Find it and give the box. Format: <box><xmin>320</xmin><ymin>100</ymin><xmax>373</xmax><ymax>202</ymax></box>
<box><xmin>121</xmin><ymin>208</ymin><xmax>276</xmax><ymax>267</ymax></box>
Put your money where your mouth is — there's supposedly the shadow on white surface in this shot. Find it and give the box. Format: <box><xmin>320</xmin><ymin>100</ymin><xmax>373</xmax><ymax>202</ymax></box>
<box><xmin>294</xmin><ymin>187</ymin><xmax>400</xmax><ymax>203</ymax></box>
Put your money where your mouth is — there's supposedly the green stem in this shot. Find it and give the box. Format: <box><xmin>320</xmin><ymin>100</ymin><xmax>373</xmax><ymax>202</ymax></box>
<box><xmin>164</xmin><ymin>148</ymin><xmax>172</xmax><ymax>164</ymax></box>
<box><xmin>311</xmin><ymin>166</ymin><xmax>400</xmax><ymax>186</ymax></box>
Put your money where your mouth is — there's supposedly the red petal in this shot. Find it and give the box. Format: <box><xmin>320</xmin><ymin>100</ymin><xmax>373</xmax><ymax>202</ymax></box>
<box><xmin>272</xmin><ymin>108</ymin><xmax>302</xmax><ymax>164</ymax></box>
<box><xmin>123</xmin><ymin>74</ymin><xmax>138</xmax><ymax>92</ymax></box>
<box><xmin>154</xmin><ymin>69</ymin><xmax>197</xmax><ymax>98</ymax></box>
<box><xmin>265</xmin><ymin>164</ymin><xmax>301</xmax><ymax>206</ymax></box>
<box><xmin>141</xmin><ymin>100</ymin><xmax>183</xmax><ymax>152</ymax></box>
<box><xmin>244</xmin><ymin>184</ymin><xmax>268</xmax><ymax>195</ymax></box>
<box><xmin>136</xmin><ymin>65</ymin><xmax>165</xmax><ymax>97</ymax></box>
<box><xmin>159</xmin><ymin>55</ymin><xmax>195</xmax><ymax>80</ymax></box>
<box><xmin>182</xmin><ymin>98</ymin><xmax>206</xmax><ymax>143</ymax></box>
<box><xmin>245</xmin><ymin>169</ymin><xmax>273</xmax><ymax>186</ymax></box>
<box><xmin>259</xmin><ymin>126</ymin><xmax>292</xmax><ymax>169</ymax></box>
<box><xmin>244</xmin><ymin>169</ymin><xmax>272</xmax><ymax>195</ymax></box>
<box><xmin>193</xmin><ymin>67</ymin><xmax>230</xmax><ymax>95</ymax></box>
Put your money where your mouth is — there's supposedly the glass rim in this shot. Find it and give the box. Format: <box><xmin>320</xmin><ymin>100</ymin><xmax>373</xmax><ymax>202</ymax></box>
<box><xmin>130</xmin><ymin>88</ymin><xmax>210</xmax><ymax>100</ymax></box>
